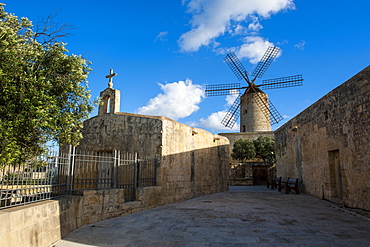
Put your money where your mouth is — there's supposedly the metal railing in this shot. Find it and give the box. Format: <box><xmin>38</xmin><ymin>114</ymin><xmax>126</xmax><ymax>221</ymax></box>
<box><xmin>0</xmin><ymin>147</ymin><xmax>158</xmax><ymax>209</ymax></box>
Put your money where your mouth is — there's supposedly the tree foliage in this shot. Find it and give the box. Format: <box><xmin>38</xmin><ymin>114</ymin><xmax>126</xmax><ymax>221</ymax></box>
<box><xmin>231</xmin><ymin>136</ymin><xmax>276</xmax><ymax>163</ymax></box>
<box><xmin>231</xmin><ymin>138</ymin><xmax>256</xmax><ymax>162</ymax></box>
<box><xmin>253</xmin><ymin>136</ymin><xmax>276</xmax><ymax>163</ymax></box>
<box><xmin>0</xmin><ymin>4</ymin><xmax>94</xmax><ymax>165</ymax></box>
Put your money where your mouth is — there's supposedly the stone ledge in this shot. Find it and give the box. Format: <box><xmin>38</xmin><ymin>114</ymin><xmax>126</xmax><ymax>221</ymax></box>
<box><xmin>230</xmin><ymin>178</ymin><xmax>254</xmax><ymax>186</ymax></box>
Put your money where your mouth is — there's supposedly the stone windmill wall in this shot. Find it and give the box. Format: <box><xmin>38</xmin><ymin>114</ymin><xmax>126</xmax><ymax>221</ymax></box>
<box><xmin>240</xmin><ymin>91</ymin><xmax>271</xmax><ymax>132</ymax></box>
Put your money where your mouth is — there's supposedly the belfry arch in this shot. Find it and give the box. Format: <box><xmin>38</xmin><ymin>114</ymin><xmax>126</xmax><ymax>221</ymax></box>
<box><xmin>98</xmin><ymin>69</ymin><xmax>121</xmax><ymax>116</ymax></box>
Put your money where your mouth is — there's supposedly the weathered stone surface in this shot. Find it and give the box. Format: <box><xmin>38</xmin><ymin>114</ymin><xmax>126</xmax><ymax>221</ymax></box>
<box><xmin>240</xmin><ymin>92</ymin><xmax>271</xmax><ymax>132</ymax></box>
<box><xmin>98</xmin><ymin>87</ymin><xmax>120</xmax><ymax>115</ymax></box>
<box><xmin>275</xmin><ymin>66</ymin><xmax>370</xmax><ymax>211</ymax></box>
<box><xmin>2</xmin><ymin>91</ymin><xmax>230</xmax><ymax>247</ymax></box>
<box><xmin>0</xmin><ymin>200</ymin><xmax>63</xmax><ymax>247</ymax></box>
<box><xmin>78</xmin><ymin>113</ymin><xmax>163</xmax><ymax>154</ymax></box>
<box><xmin>79</xmin><ymin>112</ymin><xmax>230</xmax><ymax>204</ymax></box>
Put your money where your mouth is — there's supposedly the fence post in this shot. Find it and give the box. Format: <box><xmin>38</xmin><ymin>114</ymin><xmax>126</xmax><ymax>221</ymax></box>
<box><xmin>131</xmin><ymin>153</ymin><xmax>139</xmax><ymax>201</ymax></box>
<box><xmin>136</xmin><ymin>153</ymin><xmax>141</xmax><ymax>188</ymax></box>
<box><xmin>133</xmin><ymin>153</ymin><xmax>138</xmax><ymax>189</ymax></box>
<box><xmin>65</xmin><ymin>145</ymin><xmax>71</xmax><ymax>195</ymax></box>
<box><xmin>69</xmin><ymin>145</ymin><xmax>76</xmax><ymax>195</ymax></box>
<box><xmin>154</xmin><ymin>155</ymin><xmax>158</xmax><ymax>186</ymax></box>
<box><xmin>112</xmin><ymin>150</ymin><xmax>119</xmax><ymax>189</ymax></box>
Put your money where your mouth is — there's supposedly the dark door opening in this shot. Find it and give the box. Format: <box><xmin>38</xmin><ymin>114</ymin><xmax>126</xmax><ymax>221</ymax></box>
<box><xmin>252</xmin><ymin>166</ymin><xmax>268</xmax><ymax>185</ymax></box>
<box><xmin>329</xmin><ymin>149</ymin><xmax>343</xmax><ymax>200</ymax></box>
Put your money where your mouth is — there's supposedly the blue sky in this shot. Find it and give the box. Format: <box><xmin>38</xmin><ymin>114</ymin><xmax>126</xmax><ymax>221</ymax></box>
<box><xmin>4</xmin><ymin>0</ymin><xmax>370</xmax><ymax>134</ymax></box>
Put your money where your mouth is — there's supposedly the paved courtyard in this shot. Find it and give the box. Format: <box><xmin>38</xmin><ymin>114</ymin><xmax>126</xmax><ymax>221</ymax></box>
<box><xmin>55</xmin><ymin>186</ymin><xmax>370</xmax><ymax>247</ymax></box>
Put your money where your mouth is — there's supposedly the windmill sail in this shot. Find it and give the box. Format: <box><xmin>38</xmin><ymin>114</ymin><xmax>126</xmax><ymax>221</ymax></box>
<box><xmin>224</xmin><ymin>52</ymin><xmax>249</xmax><ymax>82</ymax></box>
<box><xmin>253</xmin><ymin>93</ymin><xmax>283</xmax><ymax>125</ymax></box>
<box><xmin>221</xmin><ymin>94</ymin><xmax>241</xmax><ymax>129</ymax></box>
<box><xmin>204</xmin><ymin>46</ymin><xmax>303</xmax><ymax>130</ymax></box>
<box><xmin>205</xmin><ymin>83</ymin><xmax>241</xmax><ymax>97</ymax></box>
<box><xmin>260</xmin><ymin>75</ymin><xmax>303</xmax><ymax>90</ymax></box>
<box><xmin>251</xmin><ymin>46</ymin><xmax>280</xmax><ymax>79</ymax></box>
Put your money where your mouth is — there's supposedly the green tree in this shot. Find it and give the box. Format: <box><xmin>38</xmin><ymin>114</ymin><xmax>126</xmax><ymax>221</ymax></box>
<box><xmin>231</xmin><ymin>138</ymin><xmax>256</xmax><ymax>162</ymax></box>
<box><xmin>231</xmin><ymin>136</ymin><xmax>276</xmax><ymax>163</ymax></box>
<box><xmin>0</xmin><ymin>4</ymin><xmax>94</xmax><ymax>166</ymax></box>
<box><xmin>253</xmin><ymin>136</ymin><xmax>276</xmax><ymax>163</ymax></box>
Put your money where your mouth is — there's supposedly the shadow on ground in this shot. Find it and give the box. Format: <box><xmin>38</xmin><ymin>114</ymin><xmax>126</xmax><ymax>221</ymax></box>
<box><xmin>55</xmin><ymin>186</ymin><xmax>370</xmax><ymax>247</ymax></box>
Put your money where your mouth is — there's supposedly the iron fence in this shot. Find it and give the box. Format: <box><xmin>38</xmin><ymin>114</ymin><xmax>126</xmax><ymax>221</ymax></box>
<box><xmin>0</xmin><ymin>147</ymin><xmax>158</xmax><ymax>209</ymax></box>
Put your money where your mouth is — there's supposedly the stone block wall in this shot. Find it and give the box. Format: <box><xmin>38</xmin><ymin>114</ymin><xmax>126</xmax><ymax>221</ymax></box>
<box><xmin>275</xmin><ymin>66</ymin><xmax>370</xmax><ymax>210</ymax></box>
<box><xmin>78</xmin><ymin>113</ymin><xmax>163</xmax><ymax>155</ymax></box>
<box><xmin>78</xmin><ymin>113</ymin><xmax>230</xmax><ymax>204</ymax></box>
<box><xmin>229</xmin><ymin>163</ymin><xmax>254</xmax><ymax>186</ymax></box>
<box><xmin>0</xmin><ymin>187</ymin><xmax>162</xmax><ymax>247</ymax></box>
<box><xmin>160</xmin><ymin>121</ymin><xmax>230</xmax><ymax>202</ymax></box>
<box><xmin>0</xmin><ymin>200</ymin><xmax>61</xmax><ymax>247</ymax></box>
<box><xmin>2</xmin><ymin>113</ymin><xmax>230</xmax><ymax>247</ymax></box>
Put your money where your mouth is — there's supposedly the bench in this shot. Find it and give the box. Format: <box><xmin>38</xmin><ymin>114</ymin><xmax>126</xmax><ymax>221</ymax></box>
<box><xmin>284</xmin><ymin>178</ymin><xmax>300</xmax><ymax>194</ymax></box>
<box><xmin>269</xmin><ymin>177</ymin><xmax>282</xmax><ymax>191</ymax></box>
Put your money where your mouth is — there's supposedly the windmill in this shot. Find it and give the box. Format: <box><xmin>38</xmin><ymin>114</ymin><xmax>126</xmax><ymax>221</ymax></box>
<box><xmin>205</xmin><ymin>46</ymin><xmax>303</xmax><ymax>132</ymax></box>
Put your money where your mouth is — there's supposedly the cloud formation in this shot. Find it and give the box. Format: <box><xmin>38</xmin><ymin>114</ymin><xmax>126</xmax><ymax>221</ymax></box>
<box><xmin>195</xmin><ymin>110</ymin><xmax>240</xmax><ymax>132</ymax></box>
<box><xmin>294</xmin><ymin>40</ymin><xmax>306</xmax><ymax>50</ymax></box>
<box><xmin>137</xmin><ymin>79</ymin><xmax>204</xmax><ymax>120</ymax></box>
<box><xmin>179</xmin><ymin>0</ymin><xmax>294</xmax><ymax>62</ymax></box>
<box><xmin>137</xmin><ymin>79</ymin><xmax>241</xmax><ymax>132</ymax></box>
<box><xmin>155</xmin><ymin>31</ymin><xmax>169</xmax><ymax>42</ymax></box>
<box><xmin>238</xmin><ymin>36</ymin><xmax>277</xmax><ymax>63</ymax></box>
<box><xmin>190</xmin><ymin>93</ymin><xmax>240</xmax><ymax>132</ymax></box>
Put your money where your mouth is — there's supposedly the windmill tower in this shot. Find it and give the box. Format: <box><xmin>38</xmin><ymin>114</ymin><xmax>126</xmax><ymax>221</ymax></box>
<box><xmin>206</xmin><ymin>47</ymin><xmax>303</xmax><ymax>132</ymax></box>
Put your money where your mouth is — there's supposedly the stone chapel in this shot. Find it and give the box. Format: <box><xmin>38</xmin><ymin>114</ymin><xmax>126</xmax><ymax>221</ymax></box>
<box><xmin>77</xmin><ymin>69</ymin><xmax>231</xmax><ymax>204</ymax></box>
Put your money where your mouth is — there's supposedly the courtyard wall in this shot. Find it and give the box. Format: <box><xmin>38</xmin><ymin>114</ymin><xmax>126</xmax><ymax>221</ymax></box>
<box><xmin>1</xmin><ymin>113</ymin><xmax>230</xmax><ymax>247</ymax></box>
<box><xmin>79</xmin><ymin>113</ymin><xmax>230</xmax><ymax>203</ymax></box>
<box><xmin>0</xmin><ymin>187</ymin><xmax>167</xmax><ymax>247</ymax></box>
<box><xmin>275</xmin><ymin>66</ymin><xmax>370</xmax><ymax>210</ymax></box>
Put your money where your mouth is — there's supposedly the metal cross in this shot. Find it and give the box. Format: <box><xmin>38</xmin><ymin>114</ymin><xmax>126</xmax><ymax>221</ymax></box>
<box><xmin>105</xmin><ymin>69</ymin><xmax>118</xmax><ymax>88</ymax></box>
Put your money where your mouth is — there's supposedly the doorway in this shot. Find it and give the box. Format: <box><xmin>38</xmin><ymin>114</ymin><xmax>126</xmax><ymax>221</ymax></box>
<box><xmin>252</xmin><ymin>166</ymin><xmax>268</xmax><ymax>185</ymax></box>
<box><xmin>328</xmin><ymin>150</ymin><xmax>343</xmax><ymax>199</ymax></box>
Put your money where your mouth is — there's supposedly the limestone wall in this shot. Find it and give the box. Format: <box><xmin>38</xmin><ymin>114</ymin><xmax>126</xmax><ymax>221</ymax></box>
<box><xmin>78</xmin><ymin>113</ymin><xmax>163</xmax><ymax>155</ymax></box>
<box><xmin>160</xmin><ymin>121</ymin><xmax>230</xmax><ymax>203</ymax></box>
<box><xmin>275</xmin><ymin>66</ymin><xmax>370</xmax><ymax>210</ymax></box>
<box><xmin>78</xmin><ymin>112</ymin><xmax>230</xmax><ymax>203</ymax></box>
<box><xmin>1</xmin><ymin>113</ymin><xmax>230</xmax><ymax>247</ymax></box>
<box><xmin>0</xmin><ymin>187</ymin><xmax>162</xmax><ymax>247</ymax></box>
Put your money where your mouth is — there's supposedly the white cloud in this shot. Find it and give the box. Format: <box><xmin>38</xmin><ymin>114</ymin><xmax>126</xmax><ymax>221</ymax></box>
<box><xmin>237</xmin><ymin>36</ymin><xmax>279</xmax><ymax>64</ymax></box>
<box><xmin>190</xmin><ymin>94</ymin><xmax>240</xmax><ymax>132</ymax></box>
<box><xmin>137</xmin><ymin>79</ymin><xmax>204</xmax><ymax>120</ymax></box>
<box><xmin>232</xmin><ymin>24</ymin><xmax>245</xmax><ymax>35</ymax></box>
<box><xmin>294</xmin><ymin>40</ymin><xmax>306</xmax><ymax>50</ymax></box>
<box><xmin>225</xmin><ymin>93</ymin><xmax>239</xmax><ymax>106</ymax></box>
<box><xmin>194</xmin><ymin>110</ymin><xmax>240</xmax><ymax>132</ymax></box>
<box><xmin>178</xmin><ymin>0</ymin><xmax>295</xmax><ymax>53</ymax></box>
<box><xmin>155</xmin><ymin>31</ymin><xmax>169</xmax><ymax>42</ymax></box>
<box><xmin>247</xmin><ymin>21</ymin><xmax>263</xmax><ymax>33</ymax></box>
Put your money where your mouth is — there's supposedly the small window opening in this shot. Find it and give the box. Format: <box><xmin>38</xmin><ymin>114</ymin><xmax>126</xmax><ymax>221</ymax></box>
<box><xmin>324</xmin><ymin>111</ymin><xmax>328</xmax><ymax>121</ymax></box>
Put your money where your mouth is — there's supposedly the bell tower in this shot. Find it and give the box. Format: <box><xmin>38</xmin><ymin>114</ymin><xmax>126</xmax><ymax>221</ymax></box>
<box><xmin>98</xmin><ymin>69</ymin><xmax>121</xmax><ymax>116</ymax></box>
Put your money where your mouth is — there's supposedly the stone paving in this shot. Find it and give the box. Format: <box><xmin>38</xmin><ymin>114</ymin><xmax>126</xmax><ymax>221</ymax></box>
<box><xmin>55</xmin><ymin>186</ymin><xmax>370</xmax><ymax>247</ymax></box>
